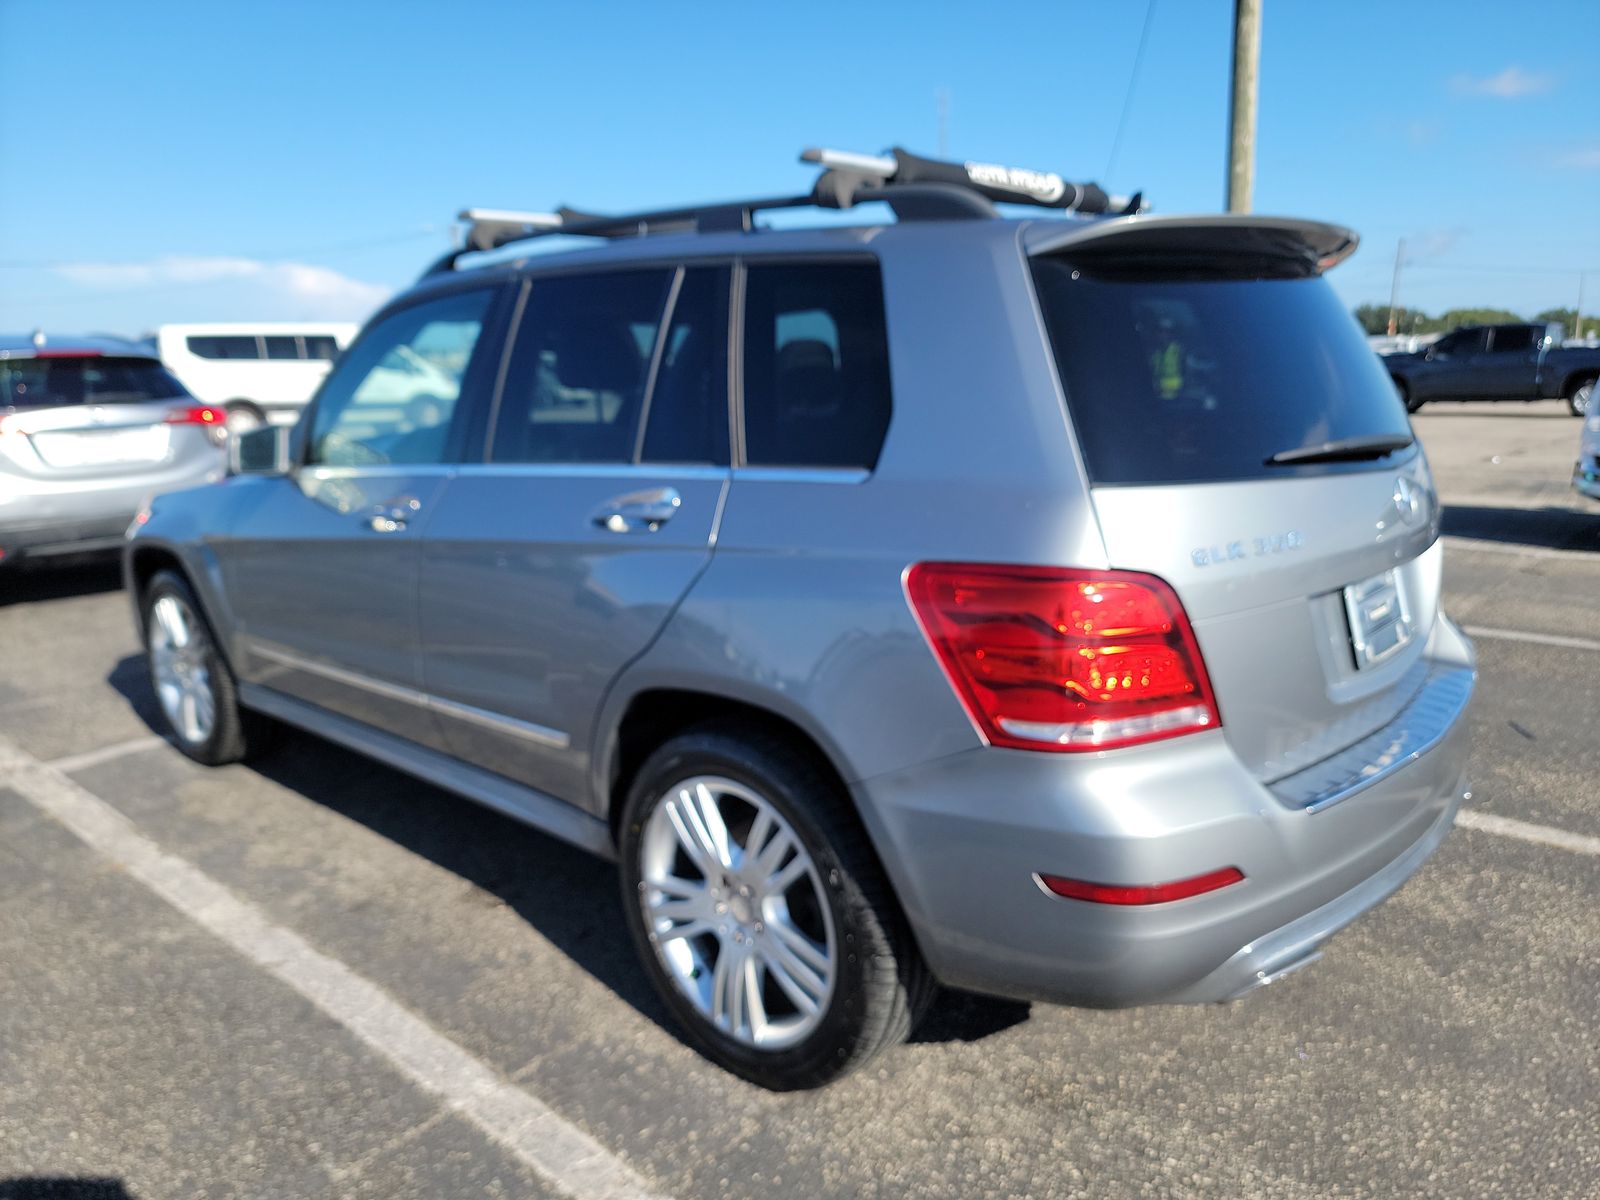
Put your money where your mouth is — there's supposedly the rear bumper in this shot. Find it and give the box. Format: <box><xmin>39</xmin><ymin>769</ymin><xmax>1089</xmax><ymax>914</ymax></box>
<box><xmin>0</xmin><ymin>456</ymin><xmax>224</xmax><ymax>563</ymax></box>
<box><xmin>851</xmin><ymin>616</ymin><xmax>1475</xmax><ymax>1007</ymax></box>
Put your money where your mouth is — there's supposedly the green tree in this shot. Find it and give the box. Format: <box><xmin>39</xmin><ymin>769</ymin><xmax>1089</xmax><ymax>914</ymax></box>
<box><xmin>1435</xmin><ymin>307</ymin><xmax>1524</xmax><ymax>329</ymax></box>
<box><xmin>1352</xmin><ymin>304</ymin><xmax>1437</xmax><ymax>335</ymax></box>
<box><xmin>1535</xmin><ymin>308</ymin><xmax>1590</xmax><ymax>339</ymax></box>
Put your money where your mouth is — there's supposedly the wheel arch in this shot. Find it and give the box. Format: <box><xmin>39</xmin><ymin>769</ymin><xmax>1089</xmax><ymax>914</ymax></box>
<box><xmin>598</xmin><ymin>684</ymin><xmax>861</xmax><ymax>848</ymax></box>
<box><xmin>1561</xmin><ymin>369</ymin><xmax>1597</xmax><ymax>398</ymax></box>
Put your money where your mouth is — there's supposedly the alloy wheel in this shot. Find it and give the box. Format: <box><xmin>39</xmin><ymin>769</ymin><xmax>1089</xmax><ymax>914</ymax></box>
<box><xmin>637</xmin><ymin>775</ymin><xmax>837</xmax><ymax>1050</ymax></box>
<box><xmin>149</xmin><ymin>593</ymin><xmax>217</xmax><ymax>745</ymax></box>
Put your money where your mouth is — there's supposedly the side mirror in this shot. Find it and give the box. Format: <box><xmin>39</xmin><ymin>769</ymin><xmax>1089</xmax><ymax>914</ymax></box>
<box><xmin>230</xmin><ymin>425</ymin><xmax>292</xmax><ymax>477</ymax></box>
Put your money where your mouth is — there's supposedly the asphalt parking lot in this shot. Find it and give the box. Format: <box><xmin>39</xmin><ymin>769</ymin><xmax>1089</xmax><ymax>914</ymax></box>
<box><xmin>2</xmin><ymin>400</ymin><xmax>1597</xmax><ymax>1200</ymax></box>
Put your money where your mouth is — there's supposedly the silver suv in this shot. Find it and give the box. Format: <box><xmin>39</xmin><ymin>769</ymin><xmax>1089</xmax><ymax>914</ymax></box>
<box><xmin>126</xmin><ymin>148</ymin><xmax>1476</xmax><ymax>1089</ymax></box>
<box><xmin>2</xmin><ymin>335</ymin><xmax>226</xmax><ymax>565</ymax></box>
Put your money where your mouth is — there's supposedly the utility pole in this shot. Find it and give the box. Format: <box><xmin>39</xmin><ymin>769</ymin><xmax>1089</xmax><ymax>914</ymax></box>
<box><xmin>1226</xmin><ymin>0</ymin><xmax>1261</xmax><ymax>213</ymax></box>
<box><xmin>1576</xmin><ymin>271</ymin><xmax>1586</xmax><ymax>341</ymax></box>
<box><xmin>1387</xmin><ymin>238</ymin><xmax>1406</xmax><ymax>337</ymax></box>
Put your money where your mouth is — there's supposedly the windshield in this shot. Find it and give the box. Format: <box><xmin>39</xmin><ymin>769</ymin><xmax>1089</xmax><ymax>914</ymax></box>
<box><xmin>0</xmin><ymin>355</ymin><xmax>190</xmax><ymax>409</ymax></box>
<box><xmin>1031</xmin><ymin>261</ymin><xmax>1414</xmax><ymax>485</ymax></box>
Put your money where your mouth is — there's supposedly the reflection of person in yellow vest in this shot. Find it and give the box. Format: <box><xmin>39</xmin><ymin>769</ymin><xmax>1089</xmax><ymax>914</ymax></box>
<box><xmin>1151</xmin><ymin>340</ymin><xmax>1183</xmax><ymax>398</ymax></box>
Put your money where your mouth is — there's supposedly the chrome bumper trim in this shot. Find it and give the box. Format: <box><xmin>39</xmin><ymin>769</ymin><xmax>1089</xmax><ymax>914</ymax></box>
<box><xmin>1270</xmin><ymin>662</ymin><xmax>1475</xmax><ymax>813</ymax></box>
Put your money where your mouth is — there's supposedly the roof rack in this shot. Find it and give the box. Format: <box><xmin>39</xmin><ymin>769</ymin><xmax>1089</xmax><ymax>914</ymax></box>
<box><xmin>422</xmin><ymin>146</ymin><xmax>1145</xmax><ymax>278</ymax></box>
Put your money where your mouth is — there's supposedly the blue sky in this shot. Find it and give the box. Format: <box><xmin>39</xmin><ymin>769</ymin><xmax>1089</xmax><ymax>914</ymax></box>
<box><xmin>2</xmin><ymin>0</ymin><xmax>1596</xmax><ymax>335</ymax></box>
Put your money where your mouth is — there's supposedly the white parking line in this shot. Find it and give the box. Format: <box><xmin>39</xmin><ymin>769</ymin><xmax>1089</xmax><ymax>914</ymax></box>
<box><xmin>47</xmin><ymin>734</ymin><xmax>168</xmax><ymax>774</ymax></box>
<box><xmin>0</xmin><ymin>735</ymin><xmax>671</xmax><ymax>1200</ymax></box>
<box><xmin>1455</xmin><ymin>809</ymin><xmax>1600</xmax><ymax>857</ymax></box>
<box><xmin>1463</xmin><ymin>626</ymin><xmax>1600</xmax><ymax>654</ymax></box>
<box><xmin>1444</xmin><ymin>536</ymin><xmax>1598</xmax><ymax>563</ymax></box>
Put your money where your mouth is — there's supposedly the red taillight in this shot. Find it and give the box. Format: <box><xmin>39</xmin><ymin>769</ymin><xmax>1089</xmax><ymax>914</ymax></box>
<box><xmin>904</xmin><ymin>562</ymin><xmax>1221</xmax><ymax>752</ymax></box>
<box><xmin>164</xmin><ymin>406</ymin><xmax>222</xmax><ymax>426</ymax></box>
<box><xmin>1035</xmin><ymin>866</ymin><xmax>1245</xmax><ymax>905</ymax></box>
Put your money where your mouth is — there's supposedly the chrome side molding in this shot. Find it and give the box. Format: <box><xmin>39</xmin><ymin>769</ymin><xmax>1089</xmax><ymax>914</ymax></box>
<box><xmin>247</xmin><ymin>639</ymin><xmax>570</xmax><ymax>750</ymax></box>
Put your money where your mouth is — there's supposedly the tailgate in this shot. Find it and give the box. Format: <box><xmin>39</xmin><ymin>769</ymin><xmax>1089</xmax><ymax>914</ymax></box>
<box><xmin>1092</xmin><ymin>467</ymin><xmax>1440</xmax><ymax>780</ymax></box>
<box><xmin>1028</xmin><ymin>219</ymin><xmax>1440</xmax><ymax>780</ymax></box>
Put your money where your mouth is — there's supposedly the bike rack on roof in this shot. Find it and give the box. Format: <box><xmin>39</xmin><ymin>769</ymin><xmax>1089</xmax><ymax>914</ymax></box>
<box><xmin>421</xmin><ymin>146</ymin><xmax>1146</xmax><ymax>279</ymax></box>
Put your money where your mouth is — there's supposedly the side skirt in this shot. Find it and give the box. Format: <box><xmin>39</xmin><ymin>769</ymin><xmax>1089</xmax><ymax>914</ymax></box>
<box><xmin>238</xmin><ymin>682</ymin><xmax>615</xmax><ymax>862</ymax></box>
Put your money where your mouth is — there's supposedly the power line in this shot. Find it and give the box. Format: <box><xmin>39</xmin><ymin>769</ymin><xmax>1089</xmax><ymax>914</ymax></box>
<box><xmin>1104</xmin><ymin>0</ymin><xmax>1158</xmax><ymax>181</ymax></box>
<box><xmin>0</xmin><ymin>227</ymin><xmax>444</xmax><ymax>271</ymax></box>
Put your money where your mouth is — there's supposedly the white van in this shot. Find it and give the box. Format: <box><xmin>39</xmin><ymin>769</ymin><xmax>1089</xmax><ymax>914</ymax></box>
<box><xmin>153</xmin><ymin>323</ymin><xmax>358</xmax><ymax>432</ymax></box>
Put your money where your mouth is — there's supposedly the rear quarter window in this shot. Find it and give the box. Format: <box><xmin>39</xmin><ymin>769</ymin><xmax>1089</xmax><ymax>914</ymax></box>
<box><xmin>741</xmin><ymin>261</ymin><xmax>892</xmax><ymax>470</ymax></box>
<box><xmin>1031</xmin><ymin>260</ymin><xmax>1413</xmax><ymax>485</ymax></box>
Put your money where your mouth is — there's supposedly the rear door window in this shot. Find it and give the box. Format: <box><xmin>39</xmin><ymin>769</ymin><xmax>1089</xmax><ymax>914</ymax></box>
<box><xmin>490</xmin><ymin>269</ymin><xmax>673</xmax><ymax>464</ymax></box>
<box><xmin>1488</xmin><ymin>325</ymin><xmax>1536</xmax><ymax>354</ymax></box>
<box><xmin>264</xmin><ymin>336</ymin><xmax>299</xmax><ymax>360</ymax></box>
<box><xmin>1031</xmin><ymin>261</ymin><xmax>1414</xmax><ymax>485</ymax></box>
<box><xmin>741</xmin><ymin>262</ymin><xmax>892</xmax><ymax>470</ymax></box>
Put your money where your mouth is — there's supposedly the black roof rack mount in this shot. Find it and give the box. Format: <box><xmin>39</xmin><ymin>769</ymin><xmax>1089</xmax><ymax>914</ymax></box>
<box><xmin>423</xmin><ymin>146</ymin><xmax>1146</xmax><ymax>278</ymax></box>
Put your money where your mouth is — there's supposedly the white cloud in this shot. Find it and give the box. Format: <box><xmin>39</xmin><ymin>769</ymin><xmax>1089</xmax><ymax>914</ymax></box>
<box><xmin>1449</xmin><ymin>66</ymin><xmax>1555</xmax><ymax>99</ymax></box>
<box><xmin>1552</xmin><ymin>145</ymin><xmax>1600</xmax><ymax>170</ymax></box>
<box><xmin>50</xmin><ymin>256</ymin><xmax>391</xmax><ymax>320</ymax></box>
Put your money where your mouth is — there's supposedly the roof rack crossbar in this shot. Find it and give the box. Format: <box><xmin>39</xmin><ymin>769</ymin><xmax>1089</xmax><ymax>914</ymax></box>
<box><xmin>423</xmin><ymin>144</ymin><xmax>1146</xmax><ymax>279</ymax></box>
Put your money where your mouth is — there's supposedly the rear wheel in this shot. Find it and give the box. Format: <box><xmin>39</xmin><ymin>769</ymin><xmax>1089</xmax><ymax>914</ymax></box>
<box><xmin>224</xmin><ymin>402</ymin><xmax>266</xmax><ymax>436</ymax></box>
<box><xmin>618</xmin><ymin>724</ymin><xmax>932</xmax><ymax>1089</ymax></box>
<box><xmin>1569</xmin><ymin>376</ymin><xmax>1596</xmax><ymax>418</ymax></box>
<box><xmin>142</xmin><ymin>569</ymin><xmax>272</xmax><ymax>765</ymax></box>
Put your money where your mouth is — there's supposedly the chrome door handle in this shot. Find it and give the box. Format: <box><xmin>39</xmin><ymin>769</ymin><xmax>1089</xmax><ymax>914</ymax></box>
<box><xmin>367</xmin><ymin>495</ymin><xmax>420</xmax><ymax>533</ymax></box>
<box><xmin>592</xmin><ymin>486</ymin><xmax>681</xmax><ymax>533</ymax></box>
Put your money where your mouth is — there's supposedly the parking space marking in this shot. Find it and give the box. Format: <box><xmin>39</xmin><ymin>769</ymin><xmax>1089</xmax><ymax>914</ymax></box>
<box><xmin>1443</xmin><ymin>536</ymin><xmax>1599</xmax><ymax>563</ymax></box>
<box><xmin>47</xmin><ymin>734</ymin><xmax>168</xmax><ymax>774</ymax></box>
<box><xmin>1456</xmin><ymin>809</ymin><xmax>1600</xmax><ymax>857</ymax></box>
<box><xmin>1463</xmin><ymin>626</ymin><xmax>1600</xmax><ymax>654</ymax></box>
<box><xmin>0</xmin><ymin>734</ymin><xmax>672</xmax><ymax>1200</ymax></box>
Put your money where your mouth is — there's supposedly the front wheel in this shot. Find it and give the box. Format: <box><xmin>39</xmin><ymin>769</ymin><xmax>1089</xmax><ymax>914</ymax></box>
<box><xmin>1569</xmin><ymin>377</ymin><xmax>1596</xmax><ymax>418</ymax></box>
<box><xmin>142</xmin><ymin>569</ymin><xmax>272</xmax><ymax>765</ymax></box>
<box><xmin>618</xmin><ymin>724</ymin><xmax>932</xmax><ymax>1089</ymax></box>
<box><xmin>1394</xmin><ymin>378</ymin><xmax>1422</xmax><ymax>414</ymax></box>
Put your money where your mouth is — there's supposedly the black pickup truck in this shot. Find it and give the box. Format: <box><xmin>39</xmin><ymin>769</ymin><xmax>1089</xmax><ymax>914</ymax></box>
<box><xmin>1383</xmin><ymin>322</ymin><xmax>1599</xmax><ymax>417</ymax></box>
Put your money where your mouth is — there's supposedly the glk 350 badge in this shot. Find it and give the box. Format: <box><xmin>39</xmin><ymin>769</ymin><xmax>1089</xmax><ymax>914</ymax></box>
<box><xmin>1191</xmin><ymin>530</ymin><xmax>1304</xmax><ymax>567</ymax></box>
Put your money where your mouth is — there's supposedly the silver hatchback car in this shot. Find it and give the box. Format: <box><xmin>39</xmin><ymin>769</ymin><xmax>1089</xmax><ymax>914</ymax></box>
<box><xmin>126</xmin><ymin>149</ymin><xmax>1475</xmax><ymax>1089</ymax></box>
<box><xmin>2</xmin><ymin>334</ymin><xmax>226</xmax><ymax>566</ymax></box>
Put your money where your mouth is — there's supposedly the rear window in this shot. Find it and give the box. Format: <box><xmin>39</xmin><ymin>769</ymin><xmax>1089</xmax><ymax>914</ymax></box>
<box><xmin>1</xmin><ymin>356</ymin><xmax>189</xmax><ymax>408</ymax></box>
<box><xmin>1031</xmin><ymin>262</ymin><xmax>1413</xmax><ymax>485</ymax></box>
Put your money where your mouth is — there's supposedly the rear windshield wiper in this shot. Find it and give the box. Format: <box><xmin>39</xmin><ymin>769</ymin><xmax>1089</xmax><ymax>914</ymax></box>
<box><xmin>1265</xmin><ymin>433</ymin><xmax>1414</xmax><ymax>466</ymax></box>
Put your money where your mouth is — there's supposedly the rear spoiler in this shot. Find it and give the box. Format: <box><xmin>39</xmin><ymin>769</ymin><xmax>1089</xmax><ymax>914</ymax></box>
<box><xmin>1023</xmin><ymin>213</ymin><xmax>1359</xmax><ymax>275</ymax></box>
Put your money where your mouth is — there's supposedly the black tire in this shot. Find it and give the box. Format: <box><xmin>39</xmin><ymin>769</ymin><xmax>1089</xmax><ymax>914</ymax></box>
<box><xmin>1567</xmin><ymin>376</ymin><xmax>1596</xmax><ymax>418</ymax></box>
<box><xmin>224</xmin><ymin>402</ymin><xmax>266</xmax><ymax>436</ymax></box>
<box><xmin>617</xmin><ymin>722</ymin><xmax>933</xmax><ymax>1089</ymax></box>
<box><xmin>141</xmin><ymin>569</ymin><xmax>274</xmax><ymax>766</ymax></box>
<box><xmin>1394</xmin><ymin>378</ymin><xmax>1422</xmax><ymax>414</ymax></box>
